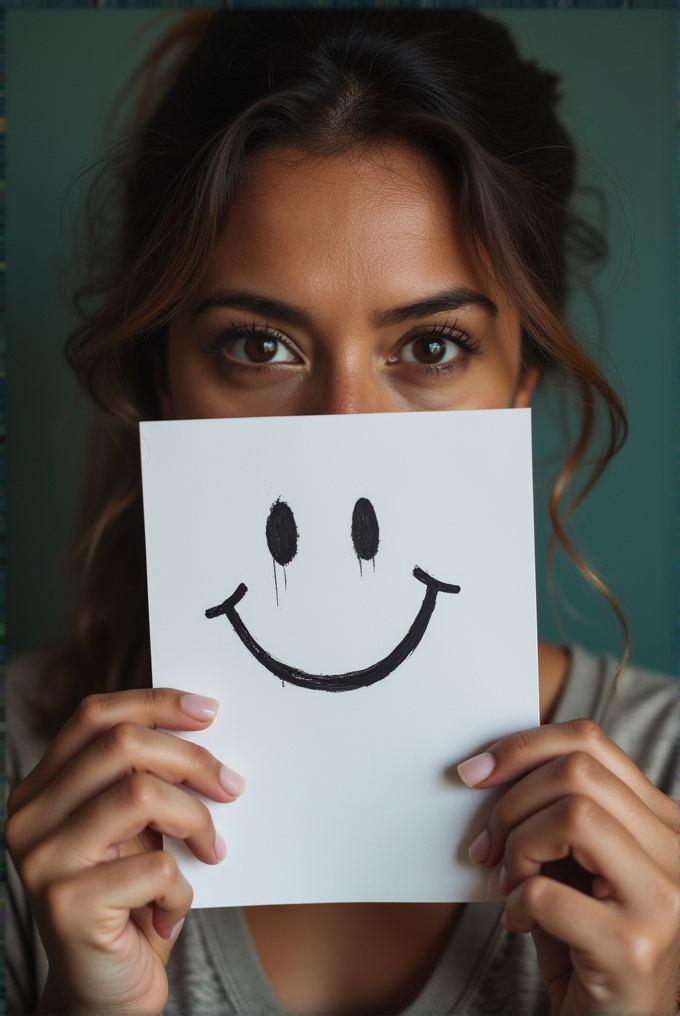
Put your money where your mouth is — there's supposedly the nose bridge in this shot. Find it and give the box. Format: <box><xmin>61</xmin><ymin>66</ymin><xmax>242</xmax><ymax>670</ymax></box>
<box><xmin>324</xmin><ymin>378</ymin><xmax>378</xmax><ymax>416</ymax></box>
<box><xmin>310</xmin><ymin>341</ymin><xmax>399</xmax><ymax>416</ymax></box>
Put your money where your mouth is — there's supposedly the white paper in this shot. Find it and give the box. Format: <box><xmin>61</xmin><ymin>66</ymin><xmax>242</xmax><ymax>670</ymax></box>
<box><xmin>140</xmin><ymin>409</ymin><xmax>539</xmax><ymax>908</ymax></box>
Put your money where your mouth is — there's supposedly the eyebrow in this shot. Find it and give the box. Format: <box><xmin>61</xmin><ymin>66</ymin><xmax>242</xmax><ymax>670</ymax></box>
<box><xmin>192</xmin><ymin>285</ymin><xmax>498</xmax><ymax>326</ymax></box>
<box><xmin>373</xmin><ymin>286</ymin><xmax>498</xmax><ymax>327</ymax></box>
<box><xmin>192</xmin><ymin>290</ymin><xmax>312</xmax><ymax>326</ymax></box>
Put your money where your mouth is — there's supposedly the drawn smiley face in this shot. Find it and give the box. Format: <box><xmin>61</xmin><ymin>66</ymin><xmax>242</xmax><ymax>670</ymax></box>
<box><xmin>205</xmin><ymin>498</ymin><xmax>460</xmax><ymax>692</ymax></box>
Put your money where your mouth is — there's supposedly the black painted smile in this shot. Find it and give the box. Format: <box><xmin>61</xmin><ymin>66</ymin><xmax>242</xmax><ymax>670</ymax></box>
<box><xmin>205</xmin><ymin>567</ymin><xmax>460</xmax><ymax>692</ymax></box>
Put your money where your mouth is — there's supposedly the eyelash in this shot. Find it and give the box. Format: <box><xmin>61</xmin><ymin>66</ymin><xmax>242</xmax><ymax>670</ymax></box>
<box><xmin>206</xmin><ymin>322</ymin><xmax>286</xmax><ymax>349</ymax></box>
<box><xmin>204</xmin><ymin>323</ymin><xmax>297</xmax><ymax>373</ymax></box>
<box><xmin>205</xmin><ymin>321</ymin><xmax>482</xmax><ymax>374</ymax></box>
<box><xmin>406</xmin><ymin>322</ymin><xmax>482</xmax><ymax>376</ymax></box>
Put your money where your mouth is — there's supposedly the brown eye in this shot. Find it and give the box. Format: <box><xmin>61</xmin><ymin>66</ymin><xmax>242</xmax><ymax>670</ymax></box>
<box><xmin>225</xmin><ymin>331</ymin><xmax>298</xmax><ymax>364</ymax></box>
<box><xmin>401</xmin><ymin>334</ymin><xmax>462</xmax><ymax>366</ymax></box>
<box><xmin>244</xmin><ymin>336</ymin><xmax>278</xmax><ymax>362</ymax></box>
<box><xmin>414</xmin><ymin>337</ymin><xmax>446</xmax><ymax>363</ymax></box>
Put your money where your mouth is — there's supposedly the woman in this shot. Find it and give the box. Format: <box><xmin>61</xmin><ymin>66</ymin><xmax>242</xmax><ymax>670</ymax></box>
<box><xmin>7</xmin><ymin>9</ymin><xmax>679</xmax><ymax>1015</ymax></box>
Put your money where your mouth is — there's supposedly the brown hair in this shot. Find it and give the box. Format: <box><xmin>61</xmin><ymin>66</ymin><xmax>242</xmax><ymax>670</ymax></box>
<box><xmin>35</xmin><ymin>9</ymin><xmax>626</xmax><ymax>737</ymax></box>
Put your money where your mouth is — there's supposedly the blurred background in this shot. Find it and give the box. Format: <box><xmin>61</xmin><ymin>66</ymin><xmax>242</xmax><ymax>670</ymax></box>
<box><xmin>7</xmin><ymin>7</ymin><xmax>677</xmax><ymax>675</ymax></box>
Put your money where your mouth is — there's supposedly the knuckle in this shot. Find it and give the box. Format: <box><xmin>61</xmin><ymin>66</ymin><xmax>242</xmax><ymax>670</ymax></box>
<box><xmin>563</xmin><ymin>793</ymin><xmax>597</xmax><ymax>831</ymax></box>
<box><xmin>44</xmin><ymin>878</ymin><xmax>79</xmax><ymax>928</ymax></box>
<box><xmin>504</xmin><ymin>729</ymin><xmax>534</xmax><ymax>764</ymax></box>
<box><xmin>74</xmin><ymin>693</ymin><xmax>110</xmax><ymax>730</ymax></box>
<box><xmin>521</xmin><ymin>874</ymin><xmax>548</xmax><ymax>911</ymax></box>
<box><xmin>152</xmin><ymin>850</ymin><xmax>179</xmax><ymax>883</ymax></box>
<box><xmin>197</xmin><ymin>803</ymin><xmax>214</xmax><ymax>837</ymax></box>
<box><xmin>124</xmin><ymin>771</ymin><xmax>159</xmax><ymax>808</ymax></box>
<box><xmin>570</xmin><ymin>717</ymin><xmax>604</xmax><ymax>750</ymax></box>
<box><xmin>493</xmin><ymin>793</ymin><xmax>516</xmax><ymax>831</ymax></box>
<box><xmin>18</xmin><ymin>845</ymin><xmax>49</xmax><ymax>893</ymax></box>
<box><xmin>558</xmin><ymin>750</ymin><xmax>598</xmax><ymax>788</ymax></box>
<box><xmin>18</xmin><ymin>835</ymin><xmax>62</xmax><ymax>893</ymax></box>
<box><xmin>145</xmin><ymin>686</ymin><xmax>170</xmax><ymax>711</ymax></box>
<box><xmin>653</xmin><ymin>875</ymin><xmax>680</xmax><ymax>929</ymax></box>
<box><xmin>107</xmin><ymin>721</ymin><xmax>144</xmax><ymax>757</ymax></box>
<box><xmin>188</xmin><ymin>742</ymin><xmax>213</xmax><ymax>778</ymax></box>
<box><xmin>617</xmin><ymin>928</ymin><xmax>659</xmax><ymax>977</ymax></box>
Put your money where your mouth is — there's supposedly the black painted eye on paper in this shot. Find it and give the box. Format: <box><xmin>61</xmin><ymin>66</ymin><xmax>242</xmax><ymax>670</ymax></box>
<box><xmin>265</xmin><ymin>499</ymin><xmax>298</xmax><ymax>606</ymax></box>
<box><xmin>351</xmin><ymin>497</ymin><xmax>379</xmax><ymax>571</ymax></box>
<box><xmin>266</xmin><ymin>499</ymin><xmax>298</xmax><ymax>566</ymax></box>
<box><xmin>206</xmin><ymin>493</ymin><xmax>461</xmax><ymax>693</ymax></box>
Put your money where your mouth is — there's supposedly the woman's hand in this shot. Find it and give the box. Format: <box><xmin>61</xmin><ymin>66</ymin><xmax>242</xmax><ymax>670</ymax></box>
<box><xmin>6</xmin><ymin>688</ymin><xmax>244</xmax><ymax>1016</ymax></box>
<box><xmin>459</xmin><ymin>719</ymin><xmax>680</xmax><ymax>1015</ymax></box>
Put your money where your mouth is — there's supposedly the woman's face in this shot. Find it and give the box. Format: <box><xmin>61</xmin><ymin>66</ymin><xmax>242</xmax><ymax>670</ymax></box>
<box><xmin>162</xmin><ymin>145</ymin><xmax>537</xmax><ymax>419</ymax></box>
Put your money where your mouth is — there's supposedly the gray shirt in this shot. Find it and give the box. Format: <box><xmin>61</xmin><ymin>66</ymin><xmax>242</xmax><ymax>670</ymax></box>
<box><xmin>8</xmin><ymin>645</ymin><xmax>679</xmax><ymax>1015</ymax></box>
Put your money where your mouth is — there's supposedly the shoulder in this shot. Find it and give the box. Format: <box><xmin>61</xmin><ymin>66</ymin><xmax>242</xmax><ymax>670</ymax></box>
<box><xmin>553</xmin><ymin>644</ymin><xmax>679</xmax><ymax>797</ymax></box>
<box><xmin>7</xmin><ymin>653</ymin><xmax>52</xmax><ymax>789</ymax></box>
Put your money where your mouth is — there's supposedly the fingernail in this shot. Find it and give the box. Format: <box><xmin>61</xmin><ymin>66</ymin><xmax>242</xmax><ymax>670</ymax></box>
<box><xmin>458</xmin><ymin>752</ymin><xmax>496</xmax><ymax>787</ymax></box>
<box><xmin>468</xmin><ymin>828</ymin><xmax>491</xmax><ymax>865</ymax></box>
<box><xmin>214</xmin><ymin>831</ymin><xmax>227</xmax><ymax>862</ymax></box>
<box><xmin>180</xmin><ymin>694</ymin><xmax>219</xmax><ymax>721</ymax></box>
<box><xmin>168</xmin><ymin>917</ymin><xmax>185</xmax><ymax>940</ymax></box>
<box><xmin>219</xmin><ymin>765</ymin><xmax>246</xmax><ymax>797</ymax></box>
<box><xmin>498</xmin><ymin>864</ymin><xmax>511</xmax><ymax>896</ymax></box>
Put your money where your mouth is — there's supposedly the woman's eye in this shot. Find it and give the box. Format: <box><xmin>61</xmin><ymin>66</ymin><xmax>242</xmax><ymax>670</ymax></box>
<box><xmin>400</xmin><ymin>334</ymin><xmax>462</xmax><ymax>365</ymax></box>
<box><xmin>226</xmin><ymin>333</ymin><xmax>297</xmax><ymax>365</ymax></box>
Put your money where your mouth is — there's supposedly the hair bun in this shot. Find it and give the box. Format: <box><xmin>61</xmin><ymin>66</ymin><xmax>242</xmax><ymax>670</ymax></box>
<box><xmin>539</xmin><ymin>68</ymin><xmax>562</xmax><ymax>108</ymax></box>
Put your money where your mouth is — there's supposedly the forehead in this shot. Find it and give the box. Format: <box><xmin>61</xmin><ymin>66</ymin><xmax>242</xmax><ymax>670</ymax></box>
<box><xmin>206</xmin><ymin>145</ymin><xmax>497</xmax><ymax>308</ymax></box>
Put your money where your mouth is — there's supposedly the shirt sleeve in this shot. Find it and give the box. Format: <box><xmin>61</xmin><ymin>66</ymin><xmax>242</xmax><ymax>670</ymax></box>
<box><xmin>552</xmin><ymin>644</ymin><xmax>679</xmax><ymax>799</ymax></box>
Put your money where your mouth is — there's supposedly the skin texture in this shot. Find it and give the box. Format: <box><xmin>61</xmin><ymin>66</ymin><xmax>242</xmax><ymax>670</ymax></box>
<box><xmin>7</xmin><ymin>146</ymin><xmax>679</xmax><ymax>1015</ymax></box>
<box><xmin>161</xmin><ymin>147</ymin><xmax>534</xmax><ymax>421</ymax></box>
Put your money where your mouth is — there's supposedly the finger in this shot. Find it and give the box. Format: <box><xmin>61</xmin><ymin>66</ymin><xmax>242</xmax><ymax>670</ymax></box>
<box><xmin>20</xmin><ymin>773</ymin><xmax>225</xmax><ymax>893</ymax></box>
<box><xmin>502</xmin><ymin>872</ymin><xmax>607</xmax><ymax>938</ymax></box>
<box><xmin>458</xmin><ymin>718</ymin><xmax>676</xmax><ymax>826</ymax></box>
<box><xmin>501</xmin><ymin>794</ymin><xmax>671</xmax><ymax>909</ymax></box>
<box><xmin>43</xmin><ymin>850</ymin><xmax>193</xmax><ymax>947</ymax></box>
<box><xmin>502</xmin><ymin>874</ymin><xmax>679</xmax><ymax>1008</ymax></box>
<box><xmin>13</xmin><ymin>722</ymin><xmax>244</xmax><ymax>856</ymax></box>
<box><xmin>471</xmin><ymin>750</ymin><xmax>677</xmax><ymax>876</ymax></box>
<box><xmin>9</xmin><ymin>687</ymin><xmax>220</xmax><ymax>813</ymax></box>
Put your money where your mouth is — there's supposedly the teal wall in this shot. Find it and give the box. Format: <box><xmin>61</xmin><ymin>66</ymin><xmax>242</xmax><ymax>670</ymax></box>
<box><xmin>7</xmin><ymin>10</ymin><xmax>677</xmax><ymax>674</ymax></box>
